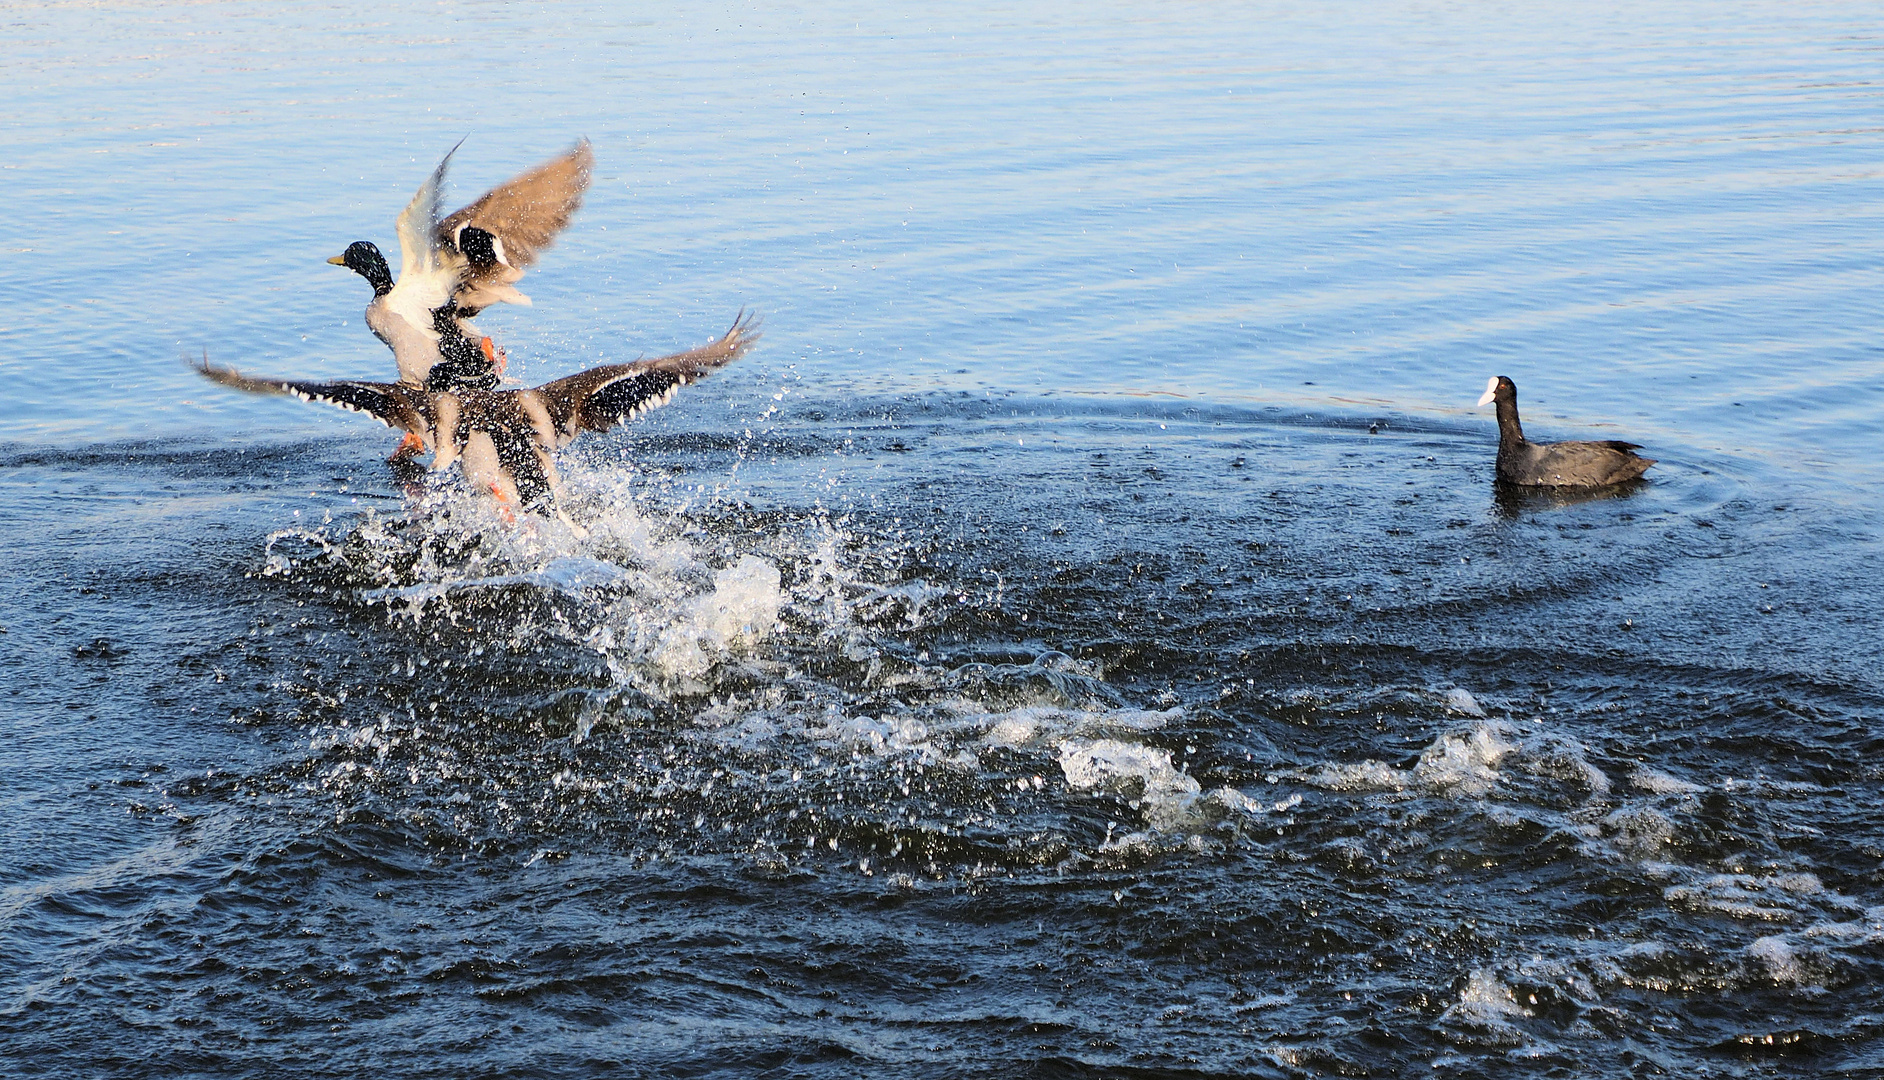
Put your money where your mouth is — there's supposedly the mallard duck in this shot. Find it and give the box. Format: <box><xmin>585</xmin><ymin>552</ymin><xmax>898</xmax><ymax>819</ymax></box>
<box><xmin>197</xmin><ymin>312</ymin><xmax>760</xmax><ymax>531</ymax></box>
<box><xmin>1477</xmin><ymin>376</ymin><xmax>1655</xmax><ymax>487</ymax></box>
<box><xmin>328</xmin><ymin>139</ymin><xmax>594</xmax><ymax>392</ymax></box>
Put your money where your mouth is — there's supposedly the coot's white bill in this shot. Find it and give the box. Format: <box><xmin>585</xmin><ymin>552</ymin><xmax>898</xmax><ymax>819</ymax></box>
<box><xmin>1476</xmin><ymin>376</ymin><xmax>1499</xmax><ymax>407</ymax></box>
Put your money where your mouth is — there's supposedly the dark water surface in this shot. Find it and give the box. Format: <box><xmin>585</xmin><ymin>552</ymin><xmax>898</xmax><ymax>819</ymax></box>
<box><xmin>5</xmin><ymin>3</ymin><xmax>1884</xmax><ymax>1077</ymax></box>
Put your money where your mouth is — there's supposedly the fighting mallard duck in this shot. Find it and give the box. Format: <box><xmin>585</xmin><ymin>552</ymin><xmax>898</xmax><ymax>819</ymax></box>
<box><xmin>328</xmin><ymin>139</ymin><xmax>594</xmax><ymax>392</ymax></box>
<box><xmin>1477</xmin><ymin>376</ymin><xmax>1655</xmax><ymax>487</ymax></box>
<box><xmin>196</xmin><ymin>312</ymin><xmax>759</xmax><ymax>532</ymax></box>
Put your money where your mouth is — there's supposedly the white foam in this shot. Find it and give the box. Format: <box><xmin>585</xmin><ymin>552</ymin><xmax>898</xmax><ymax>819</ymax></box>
<box><xmin>688</xmin><ymin>694</ymin><xmax>1252</xmax><ymax>835</ymax></box>
<box><xmin>979</xmin><ymin>705</ymin><xmax>1179</xmax><ymax>750</ymax></box>
<box><xmin>1747</xmin><ymin>935</ymin><xmax>1805</xmax><ymax>984</ymax></box>
<box><xmin>1304</xmin><ymin>723</ymin><xmax>1517</xmax><ymax>795</ymax></box>
<box><xmin>1730</xmin><ymin>901</ymin><xmax>1884</xmax><ymax>991</ymax></box>
<box><xmin>1307</xmin><ymin>760</ymin><xmax>1408</xmax><ymax>792</ymax></box>
<box><xmin>1059</xmin><ymin>738</ymin><xmax>1205</xmax><ymax>832</ymax></box>
<box><xmin>284</xmin><ymin>468</ymin><xmax>808</xmax><ymax>694</ymax></box>
<box><xmin>1436</xmin><ymin>969</ymin><xmax>1530</xmax><ymax>1046</ymax></box>
<box><xmin>1630</xmin><ymin>767</ymin><xmax>1706</xmax><ymax>795</ymax></box>
<box><xmin>1512</xmin><ymin>955</ymin><xmax>1597</xmax><ymax>1002</ymax></box>
<box><xmin>1515</xmin><ymin>733</ymin><xmax>1610</xmax><ymax>796</ymax></box>
<box><xmin>585</xmin><ymin>552</ymin><xmax>785</xmax><ymax>687</ymax></box>
<box><xmin>982</xmin><ymin>711</ymin><xmax>1048</xmax><ymax>748</ymax></box>
<box><xmin>811</xmin><ymin>712</ymin><xmax>939</xmax><ymax>760</ymax></box>
<box><xmin>1444</xmin><ymin>687</ymin><xmax>1486</xmax><ymax>717</ymax></box>
<box><xmin>1304</xmin><ymin>721</ymin><xmax>1621</xmax><ymax>805</ymax></box>
<box><xmin>1800</xmin><ymin>905</ymin><xmax>1884</xmax><ymax>943</ymax></box>
<box><xmin>1413</xmin><ymin>724</ymin><xmax>1514</xmax><ymax>795</ymax></box>
<box><xmin>1600</xmin><ymin>805</ymin><xmax>1675</xmax><ymax>856</ymax></box>
<box><xmin>1771</xmin><ymin>873</ymin><xmax>1826</xmax><ymax>896</ymax></box>
<box><xmin>1054</xmin><ymin>735</ymin><xmax>1270</xmax><ymax>833</ymax></box>
<box><xmin>360</xmin><ymin>554</ymin><xmax>631</xmax><ymax>607</ymax></box>
<box><xmin>1664</xmin><ymin>873</ymin><xmax>1816</xmax><ymax>923</ymax></box>
<box><xmin>694</xmin><ymin>555</ymin><xmax>783</xmax><ymax>647</ymax></box>
<box><xmin>1454</xmin><ymin>968</ymin><xmax>1529</xmax><ymax>1019</ymax></box>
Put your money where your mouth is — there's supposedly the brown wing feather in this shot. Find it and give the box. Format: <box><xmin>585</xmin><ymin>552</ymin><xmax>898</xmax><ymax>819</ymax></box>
<box><xmin>531</xmin><ymin>311</ymin><xmax>762</xmax><ymax>441</ymax></box>
<box><xmin>192</xmin><ymin>356</ymin><xmax>428</xmax><ymax>434</ymax></box>
<box><xmin>437</xmin><ymin>139</ymin><xmax>594</xmax><ymax>271</ymax></box>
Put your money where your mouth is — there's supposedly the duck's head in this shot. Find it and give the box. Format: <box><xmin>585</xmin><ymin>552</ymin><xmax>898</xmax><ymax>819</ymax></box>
<box><xmin>1477</xmin><ymin>376</ymin><xmax>1516</xmax><ymax>407</ymax></box>
<box><xmin>328</xmin><ymin>241</ymin><xmax>393</xmax><ymax>297</ymax></box>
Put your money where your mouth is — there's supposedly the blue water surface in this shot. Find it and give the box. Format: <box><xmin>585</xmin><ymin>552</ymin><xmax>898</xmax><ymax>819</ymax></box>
<box><xmin>5</xmin><ymin>3</ymin><xmax>1884</xmax><ymax>1077</ymax></box>
<box><xmin>4</xmin><ymin>1</ymin><xmax>1879</xmax><ymax>471</ymax></box>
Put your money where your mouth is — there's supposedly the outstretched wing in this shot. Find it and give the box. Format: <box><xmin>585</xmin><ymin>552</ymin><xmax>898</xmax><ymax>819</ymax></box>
<box><xmin>381</xmin><ymin>142</ymin><xmax>467</xmax><ymax>385</ymax></box>
<box><xmin>193</xmin><ymin>356</ymin><xmax>428</xmax><ymax>433</ymax></box>
<box><xmin>394</xmin><ymin>140</ymin><xmax>461</xmax><ymax>285</ymax></box>
<box><xmin>438</xmin><ymin>138</ymin><xmax>593</xmax><ymax>308</ymax></box>
<box><xmin>528</xmin><ymin>310</ymin><xmax>761</xmax><ymax>444</ymax></box>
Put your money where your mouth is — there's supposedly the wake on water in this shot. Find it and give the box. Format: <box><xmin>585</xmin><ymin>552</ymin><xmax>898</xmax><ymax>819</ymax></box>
<box><xmin>253</xmin><ymin>455</ymin><xmax>1295</xmax><ymax>874</ymax></box>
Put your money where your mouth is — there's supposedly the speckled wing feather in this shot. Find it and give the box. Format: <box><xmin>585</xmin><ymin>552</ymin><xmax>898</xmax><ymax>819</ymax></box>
<box><xmin>438</xmin><ymin>140</ymin><xmax>593</xmax><ymax>274</ymax></box>
<box><xmin>530</xmin><ymin>311</ymin><xmax>761</xmax><ymax>442</ymax></box>
<box><xmin>193</xmin><ymin>358</ymin><xmax>429</xmax><ymax>434</ymax></box>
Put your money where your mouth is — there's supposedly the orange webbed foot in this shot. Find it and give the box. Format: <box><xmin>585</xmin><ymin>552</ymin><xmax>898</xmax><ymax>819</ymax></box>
<box><xmin>488</xmin><ymin>481</ymin><xmax>519</xmax><ymax>525</ymax></box>
<box><xmin>480</xmin><ymin>336</ymin><xmax>508</xmax><ymax>377</ymax></box>
<box><xmin>388</xmin><ymin>431</ymin><xmax>426</xmax><ymax>462</ymax></box>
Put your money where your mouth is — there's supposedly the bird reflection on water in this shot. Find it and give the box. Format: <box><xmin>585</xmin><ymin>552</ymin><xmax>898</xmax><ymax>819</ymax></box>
<box><xmin>1492</xmin><ymin>477</ymin><xmax>1646</xmax><ymax>518</ymax></box>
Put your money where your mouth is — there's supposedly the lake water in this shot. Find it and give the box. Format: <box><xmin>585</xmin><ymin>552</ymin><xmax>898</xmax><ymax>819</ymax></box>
<box><xmin>5</xmin><ymin>2</ymin><xmax>1884</xmax><ymax>1076</ymax></box>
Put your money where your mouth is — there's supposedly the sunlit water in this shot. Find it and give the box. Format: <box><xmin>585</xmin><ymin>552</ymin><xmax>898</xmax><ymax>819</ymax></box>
<box><xmin>5</xmin><ymin>3</ymin><xmax>1884</xmax><ymax>1076</ymax></box>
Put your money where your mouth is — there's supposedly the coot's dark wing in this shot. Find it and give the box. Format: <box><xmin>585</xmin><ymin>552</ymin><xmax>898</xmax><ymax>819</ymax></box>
<box><xmin>1516</xmin><ymin>439</ymin><xmax>1656</xmax><ymax>486</ymax></box>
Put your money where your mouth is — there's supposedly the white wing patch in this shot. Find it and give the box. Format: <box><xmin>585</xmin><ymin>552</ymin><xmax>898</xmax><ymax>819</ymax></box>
<box><xmin>285</xmin><ymin>388</ymin><xmax>387</xmax><ymax>424</ymax></box>
<box><xmin>628</xmin><ymin>380</ymin><xmax>683</xmax><ymax>418</ymax></box>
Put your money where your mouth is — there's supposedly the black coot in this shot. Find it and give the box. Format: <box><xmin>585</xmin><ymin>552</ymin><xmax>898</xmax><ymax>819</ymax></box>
<box><xmin>1477</xmin><ymin>376</ymin><xmax>1654</xmax><ymax>487</ymax></box>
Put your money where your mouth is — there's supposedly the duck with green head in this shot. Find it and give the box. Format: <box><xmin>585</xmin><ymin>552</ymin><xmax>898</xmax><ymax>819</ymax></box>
<box><xmin>196</xmin><ymin>312</ymin><xmax>760</xmax><ymax>536</ymax></box>
<box><xmin>328</xmin><ymin>139</ymin><xmax>594</xmax><ymax>397</ymax></box>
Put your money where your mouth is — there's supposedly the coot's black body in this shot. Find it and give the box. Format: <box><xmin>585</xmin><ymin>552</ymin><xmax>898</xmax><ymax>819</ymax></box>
<box><xmin>1479</xmin><ymin>376</ymin><xmax>1654</xmax><ymax>487</ymax></box>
